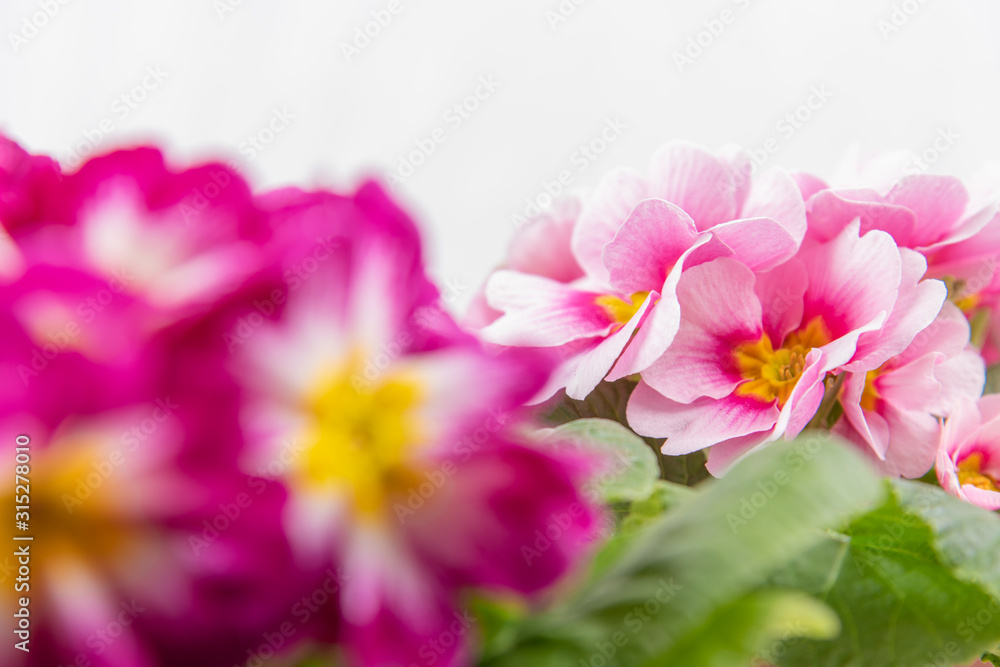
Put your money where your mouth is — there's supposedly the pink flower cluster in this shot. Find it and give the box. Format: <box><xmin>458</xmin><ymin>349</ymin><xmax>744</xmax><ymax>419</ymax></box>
<box><xmin>475</xmin><ymin>142</ymin><xmax>1000</xmax><ymax>494</ymax></box>
<box><xmin>0</xmin><ymin>135</ymin><xmax>599</xmax><ymax>667</ymax></box>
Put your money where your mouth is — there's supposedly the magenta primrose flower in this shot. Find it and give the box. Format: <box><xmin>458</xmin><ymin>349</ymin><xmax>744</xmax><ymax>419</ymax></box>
<box><xmin>0</xmin><ymin>134</ymin><xmax>600</xmax><ymax>667</ymax></box>
<box><xmin>225</xmin><ymin>185</ymin><xmax>601</xmax><ymax>667</ymax></box>
<box><xmin>0</xmin><ymin>139</ymin><xmax>296</xmax><ymax>667</ymax></box>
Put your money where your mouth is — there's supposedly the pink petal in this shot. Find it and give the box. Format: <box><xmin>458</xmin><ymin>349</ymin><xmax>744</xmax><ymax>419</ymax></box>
<box><xmin>790</xmin><ymin>171</ymin><xmax>829</xmax><ymax>200</ymax></box>
<box><xmin>507</xmin><ymin>196</ymin><xmax>584</xmax><ymax>282</ymax></box>
<box><xmin>647</xmin><ymin>142</ymin><xmax>746</xmax><ymax>231</ymax></box>
<box><xmin>838</xmin><ymin>371</ymin><xmax>891</xmax><ymax>459</ymax></box>
<box><xmin>707</xmin><ymin>217</ymin><xmax>799</xmax><ymax>272</ymax></box>
<box><xmin>846</xmin><ymin>249</ymin><xmax>946</xmax><ymax>372</ymax></box>
<box><xmin>627</xmin><ymin>381</ymin><xmax>779</xmax><ymax>455</ymax></box>
<box><xmin>606</xmin><ymin>237</ymin><xmax>715</xmax><ymax>380</ymax></box>
<box><xmin>639</xmin><ymin>257</ymin><xmax>762</xmax><ymax>402</ymax></box>
<box><xmin>481</xmin><ymin>271</ymin><xmax>611</xmax><ymax>347</ymax></box>
<box><xmin>705</xmin><ymin>431</ymin><xmax>774</xmax><ymax>476</ymax></box>
<box><xmin>603</xmin><ymin>198</ymin><xmax>699</xmax><ymax>294</ymax></box>
<box><xmin>754</xmin><ymin>259</ymin><xmax>808</xmax><ymax>344</ymax></box>
<box><xmin>878</xmin><ymin>353</ymin><xmax>942</xmax><ymax>413</ymax></box>
<box><xmin>931</xmin><ymin>348</ymin><xmax>986</xmax><ymax>416</ymax></box>
<box><xmin>801</xmin><ymin>224</ymin><xmax>900</xmax><ymax>341</ymax></box>
<box><xmin>886</xmin><ymin>175</ymin><xmax>969</xmax><ymax>248</ymax></box>
<box><xmin>739</xmin><ymin>168</ymin><xmax>808</xmax><ymax>245</ymax></box>
<box><xmin>572</xmin><ymin>168</ymin><xmax>647</xmax><ymax>282</ymax></box>
<box><xmin>563</xmin><ymin>291</ymin><xmax>657</xmax><ymax>400</ymax></box>
<box><xmin>805</xmin><ymin>188</ymin><xmax>916</xmax><ymax>244</ymax></box>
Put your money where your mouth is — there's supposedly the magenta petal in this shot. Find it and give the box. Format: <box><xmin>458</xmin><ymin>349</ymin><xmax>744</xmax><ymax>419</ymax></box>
<box><xmin>411</xmin><ymin>442</ymin><xmax>598</xmax><ymax>594</ymax></box>
<box><xmin>603</xmin><ymin>198</ymin><xmax>698</xmax><ymax>294</ymax></box>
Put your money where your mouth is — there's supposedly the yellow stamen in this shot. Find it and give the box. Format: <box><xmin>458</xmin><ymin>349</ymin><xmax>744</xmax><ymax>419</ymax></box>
<box><xmin>298</xmin><ymin>357</ymin><xmax>426</xmax><ymax>518</ymax></box>
<box><xmin>733</xmin><ymin>317</ymin><xmax>832</xmax><ymax>408</ymax></box>
<box><xmin>596</xmin><ymin>291</ymin><xmax>649</xmax><ymax>325</ymax></box>
<box><xmin>858</xmin><ymin>368</ymin><xmax>882</xmax><ymax>412</ymax></box>
<box><xmin>954</xmin><ymin>292</ymin><xmax>982</xmax><ymax>314</ymax></box>
<box><xmin>957</xmin><ymin>452</ymin><xmax>1000</xmax><ymax>492</ymax></box>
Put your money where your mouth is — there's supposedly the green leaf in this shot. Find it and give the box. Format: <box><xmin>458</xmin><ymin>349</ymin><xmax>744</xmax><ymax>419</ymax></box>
<box><xmin>478</xmin><ymin>433</ymin><xmax>884</xmax><ymax>667</ymax></box>
<box><xmin>655</xmin><ymin>589</ymin><xmax>840</xmax><ymax>667</ymax></box>
<box><xmin>543</xmin><ymin>418</ymin><xmax>659</xmax><ymax>503</ymax></box>
<box><xmin>771</xmin><ymin>480</ymin><xmax>1000</xmax><ymax>667</ymax></box>
<box><xmin>535</xmin><ymin>379</ymin><xmax>711</xmax><ymax>486</ymax></box>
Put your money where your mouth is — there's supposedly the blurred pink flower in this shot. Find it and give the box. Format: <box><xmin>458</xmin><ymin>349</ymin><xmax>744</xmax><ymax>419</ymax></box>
<box><xmin>225</xmin><ymin>184</ymin><xmax>601</xmax><ymax>667</ymax></box>
<box><xmin>937</xmin><ymin>395</ymin><xmax>1000</xmax><ymax>511</ymax></box>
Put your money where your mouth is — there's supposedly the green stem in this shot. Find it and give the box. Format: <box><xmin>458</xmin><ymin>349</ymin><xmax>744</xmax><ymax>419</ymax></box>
<box><xmin>806</xmin><ymin>373</ymin><xmax>846</xmax><ymax>430</ymax></box>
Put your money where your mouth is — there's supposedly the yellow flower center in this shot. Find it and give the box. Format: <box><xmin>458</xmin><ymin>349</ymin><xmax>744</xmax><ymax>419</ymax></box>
<box><xmin>733</xmin><ymin>318</ymin><xmax>832</xmax><ymax>408</ymax></box>
<box><xmin>954</xmin><ymin>292</ymin><xmax>982</xmax><ymax>314</ymax></box>
<box><xmin>858</xmin><ymin>368</ymin><xmax>883</xmax><ymax>412</ymax></box>
<box><xmin>2</xmin><ymin>433</ymin><xmax>151</xmax><ymax>607</ymax></box>
<box><xmin>957</xmin><ymin>452</ymin><xmax>1000</xmax><ymax>492</ymax></box>
<box><xmin>296</xmin><ymin>359</ymin><xmax>427</xmax><ymax>518</ymax></box>
<box><xmin>595</xmin><ymin>291</ymin><xmax>649</xmax><ymax>325</ymax></box>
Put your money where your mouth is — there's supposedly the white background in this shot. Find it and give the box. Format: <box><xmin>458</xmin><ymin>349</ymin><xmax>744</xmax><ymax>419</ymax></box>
<box><xmin>2</xmin><ymin>0</ymin><xmax>999</xmax><ymax>312</ymax></box>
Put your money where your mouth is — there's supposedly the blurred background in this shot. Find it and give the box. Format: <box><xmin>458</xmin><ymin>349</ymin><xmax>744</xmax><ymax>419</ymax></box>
<box><xmin>2</xmin><ymin>0</ymin><xmax>998</xmax><ymax>310</ymax></box>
